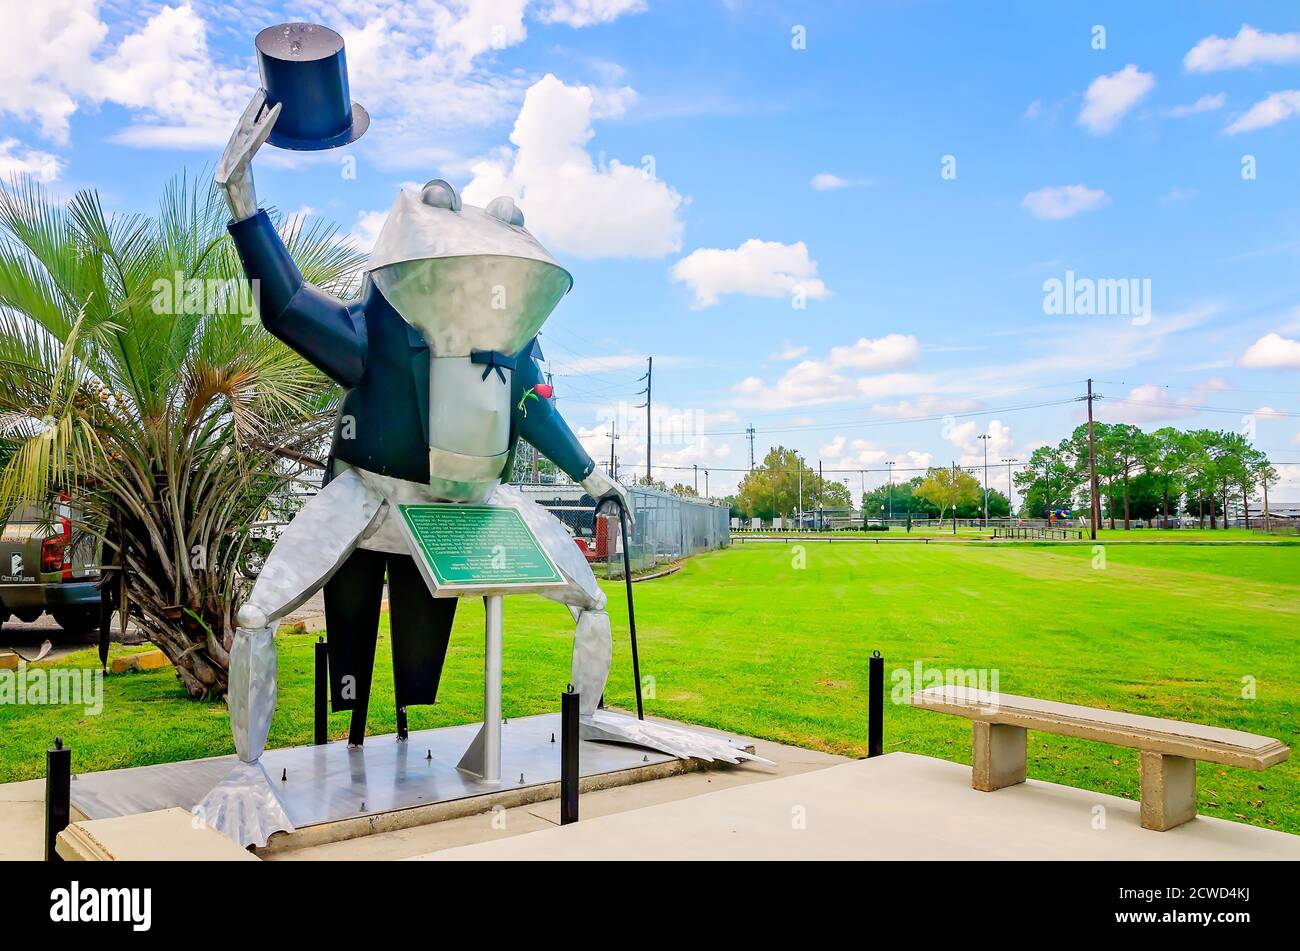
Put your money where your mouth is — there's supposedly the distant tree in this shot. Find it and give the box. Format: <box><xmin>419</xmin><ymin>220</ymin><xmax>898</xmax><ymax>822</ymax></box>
<box><xmin>1147</xmin><ymin>427</ymin><xmax>1189</xmax><ymax>529</ymax></box>
<box><xmin>915</xmin><ymin>466</ymin><xmax>980</xmax><ymax>527</ymax></box>
<box><xmin>671</xmin><ymin>483</ymin><xmax>699</xmax><ymax>498</ymax></box>
<box><xmin>1014</xmin><ymin>444</ymin><xmax>1082</xmax><ymax>517</ymax></box>
<box><xmin>956</xmin><ymin>487</ymin><xmax>1011</xmax><ymax>519</ymax></box>
<box><xmin>862</xmin><ymin>475</ymin><xmax>924</xmax><ymax>517</ymax></box>
<box><xmin>736</xmin><ymin>447</ymin><xmax>842</xmax><ymax>522</ymax></box>
<box><xmin>1101</xmin><ymin>423</ymin><xmax>1150</xmax><ymax>530</ymax></box>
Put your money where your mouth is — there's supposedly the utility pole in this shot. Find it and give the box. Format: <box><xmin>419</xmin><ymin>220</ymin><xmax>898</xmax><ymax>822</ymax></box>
<box><xmin>636</xmin><ymin>357</ymin><xmax>652</xmax><ymax>483</ymax></box>
<box><xmin>1001</xmin><ymin>458</ymin><xmax>1018</xmax><ymax>518</ymax></box>
<box><xmin>746</xmin><ymin>425</ymin><xmax>756</xmax><ymax>469</ymax></box>
<box><xmin>607</xmin><ymin>422</ymin><xmax>618</xmax><ymax>479</ymax></box>
<box><xmin>704</xmin><ymin>469</ymin><xmax>709</xmax><ymax>499</ymax></box>
<box><xmin>693</xmin><ymin>463</ymin><xmax>698</xmax><ymax>494</ymax></box>
<box><xmin>978</xmin><ymin>433</ymin><xmax>991</xmax><ymax>527</ymax></box>
<box><xmin>1085</xmin><ymin>378</ymin><xmax>1101</xmax><ymax>540</ymax></box>
<box><xmin>885</xmin><ymin>461</ymin><xmax>895</xmax><ymax>520</ymax></box>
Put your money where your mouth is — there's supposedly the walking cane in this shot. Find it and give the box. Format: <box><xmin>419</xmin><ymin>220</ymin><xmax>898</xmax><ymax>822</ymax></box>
<box><xmin>608</xmin><ymin>497</ymin><xmax>644</xmax><ymax>720</ymax></box>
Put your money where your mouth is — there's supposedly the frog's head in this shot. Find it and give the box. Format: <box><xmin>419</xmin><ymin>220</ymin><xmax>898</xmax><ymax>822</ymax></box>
<box><xmin>366</xmin><ymin>180</ymin><xmax>571</xmax><ymax>356</ymax></box>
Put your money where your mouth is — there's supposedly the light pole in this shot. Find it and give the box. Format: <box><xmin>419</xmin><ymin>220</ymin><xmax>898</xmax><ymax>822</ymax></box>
<box><xmin>1001</xmin><ymin>458</ymin><xmax>1018</xmax><ymax>520</ymax></box>
<box><xmin>797</xmin><ymin>455</ymin><xmax>803</xmax><ymax>531</ymax></box>
<box><xmin>977</xmin><ymin>434</ymin><xmax>991</xmax><ymax>527</ymax></box>
<box><xmin>885</xmin><ymin>460</ymin><xmax>895</xmax><ymax>522</ymax></box>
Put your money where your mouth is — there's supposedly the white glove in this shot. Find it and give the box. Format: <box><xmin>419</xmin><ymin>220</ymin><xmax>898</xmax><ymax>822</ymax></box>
<box><xmin>215</xmin><ymin>90</ymin><xmax>281</xmax><ymax>221</ymax></box>
<box><xmin>581</xmin><ymin>469</ymin><xmax>634</xmax><ymax>527</ymax></box>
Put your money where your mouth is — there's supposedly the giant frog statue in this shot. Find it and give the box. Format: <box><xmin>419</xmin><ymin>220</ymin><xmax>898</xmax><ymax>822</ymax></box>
<box><xmin>197</xmin><ymin>89</ymin><xmax>762</xmax><ymax>847</ymax></box>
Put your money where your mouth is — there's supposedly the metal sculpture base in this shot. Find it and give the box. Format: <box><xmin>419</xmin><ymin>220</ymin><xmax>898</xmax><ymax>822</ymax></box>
<box><xmin>69</xmin><ymin>713</ymin><xmax>749</xmax><ymax>833</ymax></box>
<box><xmin>456</xmin><ymin>595</ymin><xmax>503</xmax><ymax>781</ymax></box>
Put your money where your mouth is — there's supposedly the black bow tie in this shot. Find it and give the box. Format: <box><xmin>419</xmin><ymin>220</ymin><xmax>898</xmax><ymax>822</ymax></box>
<box><xmin>470</xmin><ymin>349</ymin><xmax>516</xmax><ymax>383</ymax></box>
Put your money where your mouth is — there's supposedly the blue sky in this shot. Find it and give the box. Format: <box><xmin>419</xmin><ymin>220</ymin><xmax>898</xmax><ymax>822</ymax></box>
<box><xmin>4</xmin><ymin>0</ymin><xmax>1300</xmax><ymax>500</ymax></box>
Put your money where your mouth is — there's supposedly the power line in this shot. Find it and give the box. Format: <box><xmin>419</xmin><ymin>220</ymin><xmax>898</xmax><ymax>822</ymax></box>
<box><xmin>693</xmin><ymin>397</ymin><xmax>1082</xmax><ymax>436</ymax></box>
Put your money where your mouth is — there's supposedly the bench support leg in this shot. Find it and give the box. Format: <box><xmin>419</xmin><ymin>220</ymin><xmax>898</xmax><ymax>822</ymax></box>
<box><xmin>971</xmin><ymin>721</ymin><xmax>1026</xmax><ymax>791</ymax></box>
<box><xmin>1139</xmin><ymin>751</ymin><xmax>1196</xmax><ymax>831</ymax></box>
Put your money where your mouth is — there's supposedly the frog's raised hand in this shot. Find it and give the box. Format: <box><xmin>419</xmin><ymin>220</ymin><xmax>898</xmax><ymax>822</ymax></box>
<box><xmin>216</xmin><ymin>90</ymin><xmax>281</xmax><ymax>221</ymax></box>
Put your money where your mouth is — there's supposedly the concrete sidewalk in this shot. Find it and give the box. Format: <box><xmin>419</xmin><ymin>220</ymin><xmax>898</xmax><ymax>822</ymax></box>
<box><xmin>419</xmin><ymin>752</ymin><xmax>1300</xmax><ymax>861</ymax></box>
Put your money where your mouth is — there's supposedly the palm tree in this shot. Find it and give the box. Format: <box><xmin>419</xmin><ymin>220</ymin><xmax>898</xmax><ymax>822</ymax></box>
<box><xmin>0</xmin><ymin>173</ymin><xmax>363</xmax><ymax>697</ymax></box>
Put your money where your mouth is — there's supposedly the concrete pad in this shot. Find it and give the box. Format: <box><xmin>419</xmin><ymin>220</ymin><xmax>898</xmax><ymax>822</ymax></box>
<box><xmin>0</xmin><ymin>779</ymin><xmax>90</xmax><ymax>861</ymax></box>
<box><xmin>57</xmin><ymin>808</ymin><xmax>259</xmax><ymax>861</ymax></box>
<box><xmin>419</xmin><ymin>752</ymin><xmax>1300</xmax><ymax>861</ymax></box>
<box><xmin>269</xmin><ymin>735</ymin><xmax>845</xmax><ymax>861</ymax></box>
<box><xmin>0</xmin><ymin>780</ymin><xmax>48</xmax><ymax>862</ymax></box>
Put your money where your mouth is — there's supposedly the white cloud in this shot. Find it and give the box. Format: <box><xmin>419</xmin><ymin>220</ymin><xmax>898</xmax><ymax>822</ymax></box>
<box><xmin>0</xmin><ymin>1</ymin><xmax>248</xmax><ymax>148</ymax></box>
<box><xmin>0</xmin><ymin>0</ymin><xmax>107</xmax><ymax>143</ymax></box>
<box><xmin>869</xmin><ymin>395</ymin><xmax>981</xmax><ymax>418</ymax></box>
<box><xmin>1099</xmin><ymin>379</ymin><xmax>1230</xmax><ymax>423</ymax></box>
<box><xmin>1022</xmin><ymin>184</ymin><xmax>1109</xmax><ymax>220</ymax></box>
<box><xmin>671</xmin><ymin>239</ymin><xmax>830</xmax><ymax>308</ymax></box>
<box><xmin>1239</xmin><ymin>332</ymin><xmax>1300</xmax><ymax>369</ymax></box>
<box><xmin>1223</xmin><ymin>90</ymin><xmax>1300</xmax><ymax>134</ymax></box>
<box><xmin>810</xmin><ymin>172</ymin><xmax>869</xmax><ymax>191</ymax></box>
<box><xmin>1078</xmin><ymin>65</ymin><xmax>1154</xmax><ymax>135</ymax></box>
<box><xmin>731</xmin><ymin>360</ymin><xmax>853</xmax><ymax>409</ymax></box>
<box><xmin>0</xmin><ymin>1</ymin><xmax>649</xmax><ymax>162</ymax></box>
<box><xmin>770</xmin><ymin>342</ymin><xmax>808</xmax><ymax>361</ymax></box>
<box><xmin>946</xmin><ymin>419</ymin><xmax>1014</xmax><ymax>466</ymax></box>
<box><xmin>1167</xmin><ymin>93</ymin><xmax>1226</xmax><ymax>117</ymax></box>
<box><xmin>1158</xmin><ymin>187</ymin><xmax>1196</xmax><ymax>205</ymax></box>
<box><xmin>829</xmin><ymin>334</ymin><xmax>920</xmax><ymax>371</ymax></box>
<box><xmin>1185</xmin><ymin>24</ymin><xmax>1300</xmax><ymax>72</ymax></box>
<box><xmin>348</xmin><ymin>210</ymin><xmax>389</xmax><ymax>253</ymax></box>
<box><xmin>819</xmin><ymin>435</ymin><xmax>889</xmax><ymax>470</ymax></box>
<box><xmin>463</xmin><ymin>74</ymin><xmax>684</xmax><ymax>258</ymax></box>
<box><xmin>855</xmin><ymin>373</ymin><xmax>936</xmax><ymax>399</ymax></box>
<box><xmin>0</xmin><ymin>138</ymin><xmax>63</xmax><ymax>182</ymax></box>
<box><xmin>903</xmin><ymin>450</ymin><xmax>935</xmax><ymax>471</ymax></box>
<box><xmin>538</xmin><ymin>0</ymin><xmax>648</xmax><ymax>27</ymax></box>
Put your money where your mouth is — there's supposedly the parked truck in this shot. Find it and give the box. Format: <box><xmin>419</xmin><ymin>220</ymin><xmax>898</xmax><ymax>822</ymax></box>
<box><xmin>0</xmin><ymin>499</ymin><xmax>101</xmax><ymax>640</ymax></box>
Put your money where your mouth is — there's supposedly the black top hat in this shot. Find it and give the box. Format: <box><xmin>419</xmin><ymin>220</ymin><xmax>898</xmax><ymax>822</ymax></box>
<box><xmin>256</xmin><ymin>23</ymin><xmax>369</xmax><ymax>151</ymax></box>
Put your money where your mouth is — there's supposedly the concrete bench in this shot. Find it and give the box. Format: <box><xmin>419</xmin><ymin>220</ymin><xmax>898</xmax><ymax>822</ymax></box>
<box><xmin>909</xmin><ymin>686</ymin><xmax>1289</xmax><ymax>830</ymax></box>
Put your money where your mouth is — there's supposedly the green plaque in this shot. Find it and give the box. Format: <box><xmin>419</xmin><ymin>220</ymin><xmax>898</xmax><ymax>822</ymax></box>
<box><xmin>397</xmin><ymin>502</ymin><xmax>566</xmax><ymax>597</ymax></box>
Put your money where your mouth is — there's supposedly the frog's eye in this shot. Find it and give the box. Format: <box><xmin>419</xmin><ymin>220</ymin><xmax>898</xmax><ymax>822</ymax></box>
<box><xmin>420</xmin><ymin>179</ymin><xmax>461</xmax><ymax>211</ymax></box>
<box><xmin>485</xmin><ymin>196</ymin><xmax>525</xmax><ymax>227</ymax></box>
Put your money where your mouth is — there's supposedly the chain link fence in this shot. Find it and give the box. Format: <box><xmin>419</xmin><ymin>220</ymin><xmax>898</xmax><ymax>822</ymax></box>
<box><xmin>513</xmin><ymin>481</ymin><xmax>730</xmax><ymax>579</ymax></box>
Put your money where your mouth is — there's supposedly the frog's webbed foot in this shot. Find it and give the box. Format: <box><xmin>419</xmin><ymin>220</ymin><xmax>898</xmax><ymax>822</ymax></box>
<box><xmin>194</xmin><ymin>761</ymin><xmax>294</xmax><ymax>848</ymax></box>
<box><xmin>196</xmin><ymin>622</ymin><xmax>295</xmax><ymax>847</ymax></box>
<box><xmin>581</xmin><ymin>709</ymin><xmax>773</xmax><ymax>766</ymax></box>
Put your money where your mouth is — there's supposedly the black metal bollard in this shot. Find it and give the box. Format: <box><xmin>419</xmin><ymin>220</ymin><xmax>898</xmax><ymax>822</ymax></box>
<box><xmin>45</xmin><ymin>736</ymin><xmax>71</xmax><ymax>862</ymax></box>
<box><xmin>868</xmin><ymin>651</ymin><xmax>884</xmax><ymax>758</ymax></box>
<box><xmin>561</xmin><ymin>686</ymin><xmax>579</xmax><ymax>825</ymax></box>
<box><xmin>314</xmin><ymin>637</ymin><xmax>328</xmax><ymax>745</ymax></box>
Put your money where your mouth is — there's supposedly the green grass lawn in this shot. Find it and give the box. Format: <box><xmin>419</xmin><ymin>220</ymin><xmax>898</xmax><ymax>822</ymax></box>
<box><xmin>3</xmin><ymin>539</ymin><xmax>1297</xmax><ymax>833</ymax></box>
